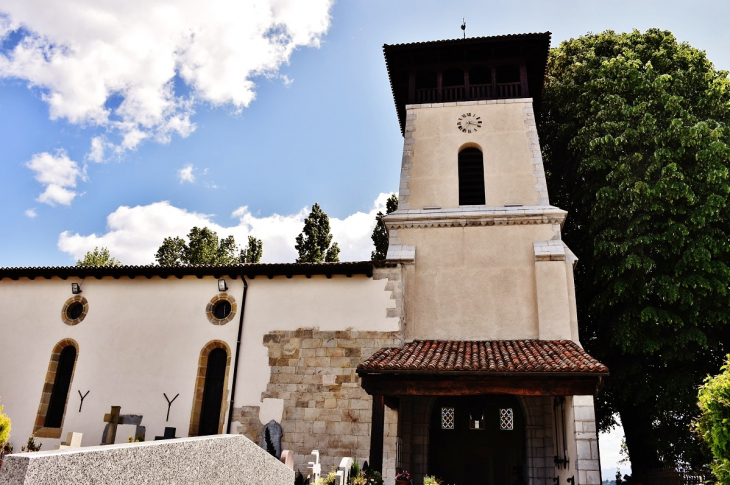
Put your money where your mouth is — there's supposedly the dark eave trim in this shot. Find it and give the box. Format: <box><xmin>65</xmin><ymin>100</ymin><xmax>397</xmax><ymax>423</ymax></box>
<box><xmin>0</xmin><ymin>261</ymin><xmax>377</xmax><ymax>281</ymax></box>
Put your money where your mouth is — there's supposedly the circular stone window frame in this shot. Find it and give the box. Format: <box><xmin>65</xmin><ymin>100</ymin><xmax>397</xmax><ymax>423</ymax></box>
<box><xmin>61</xmin><ymin>295</ymin><xmax>89</xmax><ymax>326</ymax></box>
<box><xmin>206</xmin><ymin>293</ymin><xmax>237</xmax><ymax>326</ymax></box>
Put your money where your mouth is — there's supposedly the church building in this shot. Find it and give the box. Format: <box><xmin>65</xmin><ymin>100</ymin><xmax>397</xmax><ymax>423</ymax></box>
<box><xmin>0</xmin><ymin>32</ymin><xmax>607</xmax><ymax>485</ymax></box>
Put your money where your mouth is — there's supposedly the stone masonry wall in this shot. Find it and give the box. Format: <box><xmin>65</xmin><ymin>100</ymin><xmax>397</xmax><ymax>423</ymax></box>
<box><xmin>233</xmin><ymin>328</ymin><xmax>403</xmax><ymax>481</ymax></box>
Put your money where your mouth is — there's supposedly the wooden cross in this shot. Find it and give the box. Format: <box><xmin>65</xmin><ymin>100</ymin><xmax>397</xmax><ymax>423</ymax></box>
<box><xmin>103</xmin><ymin>406</ymin><xmax>121</xmax><ymax>445</ymax></box>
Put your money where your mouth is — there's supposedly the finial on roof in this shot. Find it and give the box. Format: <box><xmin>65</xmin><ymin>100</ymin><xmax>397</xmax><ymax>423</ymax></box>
<box><xmin>461</xmin><ymin>19</ymin><xmax>466</xmax><ymax>39</ymax></box>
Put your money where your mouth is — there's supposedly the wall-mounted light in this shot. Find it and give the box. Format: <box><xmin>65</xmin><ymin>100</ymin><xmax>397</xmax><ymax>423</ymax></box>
<box><xmin>71</xmin><ymin>283</ymin><xmax>82</xmax><ymax>294</ymax></box>
<box><xmin>218</xmin><ymin>279</ymin><xmax>227</xmax><ymax>292</ymax></box>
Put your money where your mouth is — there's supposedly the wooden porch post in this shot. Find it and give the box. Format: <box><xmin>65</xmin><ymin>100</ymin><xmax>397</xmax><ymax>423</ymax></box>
<box><xmin>408</xmin><ymin>71</ymin><xmax>416</xmax><ymax>104</ymax></box>
<box><xmin>519</xmin><ymin>62</ymin><xmax>529</xmax><ymax>98</ymax></box>
<box><xmin>369</xmin><ymin>393</ymin><xmax>385</xmax><ymax>473</ymax></box>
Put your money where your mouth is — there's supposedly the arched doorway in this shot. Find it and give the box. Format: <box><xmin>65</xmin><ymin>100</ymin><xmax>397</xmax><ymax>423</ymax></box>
<box><xmin>429</xmin><ymin>395</ymin><xmax>526</xmax><ymax>485</ymax></box>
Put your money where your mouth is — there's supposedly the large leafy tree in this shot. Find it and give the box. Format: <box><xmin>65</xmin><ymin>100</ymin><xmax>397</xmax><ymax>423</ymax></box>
<box><xmin>76</xmin><ymin>247</ymin><xmax>122</xmax><ymax>267</ymax></box>
<box><xmin>295</xmin><ymin>203</ymin><xmax>340</xmax><ymax>263</ymax></box>
<box><xmin>155</xmin><ymin>227</ymin><xmax>263</xmax><ymax>265</ymax></box>
<box><xmin>371</xmin><ymin>194</ymin><xmax>398</xmax><ymax>260</ymax></box>
<box><xmin>539</xmin><ymin>29</ymin><xmax>730</xmax><ymax>475</ymax></box>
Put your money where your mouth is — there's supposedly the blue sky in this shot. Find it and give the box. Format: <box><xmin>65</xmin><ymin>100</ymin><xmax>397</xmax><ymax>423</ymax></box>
<box><xmin>2</xmin><ymin>0</ymin><xmax>729</xmax><ymax>475</ymax></box>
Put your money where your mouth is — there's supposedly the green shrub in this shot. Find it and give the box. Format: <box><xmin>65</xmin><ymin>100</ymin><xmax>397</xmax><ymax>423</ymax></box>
<box><xmin>696</xmin><ymin>355</ymin><xmax>730</xmax><ymax>483</ymax></box>
<box><xmin>0</xmin><ymin>402</ymin><xmax>10</xmax><ymax>446</ymax></box>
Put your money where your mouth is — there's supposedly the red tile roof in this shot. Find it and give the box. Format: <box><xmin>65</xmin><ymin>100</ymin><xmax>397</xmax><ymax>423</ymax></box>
<box><xmin>358</xmin><ymin>340</ymin><xmax>608</xmax><ymax>374</ymax></box>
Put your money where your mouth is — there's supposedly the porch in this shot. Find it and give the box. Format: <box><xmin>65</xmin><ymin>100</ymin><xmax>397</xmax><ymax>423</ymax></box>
<box><xmin>357</xmin><ymin>340</ymin><xmax>608</xmax><ymax>485</ymax></box>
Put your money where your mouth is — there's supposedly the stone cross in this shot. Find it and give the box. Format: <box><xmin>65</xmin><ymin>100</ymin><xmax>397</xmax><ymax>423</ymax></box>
<box><xmin>101</xmin><ymin>406</ymin><xmax>146</xmax><ymax>445</ymax></box>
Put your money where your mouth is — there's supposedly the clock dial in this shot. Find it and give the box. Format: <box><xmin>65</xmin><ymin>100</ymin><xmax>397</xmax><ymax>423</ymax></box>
<box><xmin>456</xmin><ymin>112</ymin><xmax>482</xmax><ymax>133</ymax></box>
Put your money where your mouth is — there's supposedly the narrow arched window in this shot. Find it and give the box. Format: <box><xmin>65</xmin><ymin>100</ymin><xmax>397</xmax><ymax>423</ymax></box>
<box><xmin>190</xmin><ymin>341</ymin><xmax>231</xmax><ymax>437</ymax></box>
<box><xmin>34</xmin><ymin>339</ymin><xmax>79</xmax><ymax>438</ymax></box>
<box><xmin>45</xmin><ymin>346</ymin><xmax>76</xmax><ymax>428</ymax></box>
<box><xmin>198</xmin><ymin>348</ymin><xmax>227</xmax><ymax>435</ymax></box>
<box><xmin>459</xmin><ymin>147</ymin><xmax>485</xmax><ymax>205</ymax></box>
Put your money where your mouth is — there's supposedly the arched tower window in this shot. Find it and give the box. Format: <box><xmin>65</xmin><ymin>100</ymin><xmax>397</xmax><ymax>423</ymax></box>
<box><xmin>33</xmin><ymin>339</ymin><xmax>79</xmax><ymax>438</ymax></box>
<box><xmin>458</xmin><ymin>147</ymin><xmax>485</xmax><ymax>205</ymax></box>
<box><xmin>189</xmin><ymin>341</ymin><xmax>231</xmax><ymax>436</ymax></box>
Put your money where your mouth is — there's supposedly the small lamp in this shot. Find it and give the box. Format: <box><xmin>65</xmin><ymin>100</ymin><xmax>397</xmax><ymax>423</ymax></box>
<box><xmin>71</xmin><ymin>283</ymin><xmax>82</xmax><ymax>294</ymax></box>
<box><xmin>218</xmin><ymin>279</ymin><xmax>227</xmax><ymax>292</ymax></box>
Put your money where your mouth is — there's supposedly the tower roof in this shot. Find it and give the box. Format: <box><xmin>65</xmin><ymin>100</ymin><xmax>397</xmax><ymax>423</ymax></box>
<box><xmin>383</xmin><ymin>32</ymin><xmax>552</xmax><ymax>134</ymax></box>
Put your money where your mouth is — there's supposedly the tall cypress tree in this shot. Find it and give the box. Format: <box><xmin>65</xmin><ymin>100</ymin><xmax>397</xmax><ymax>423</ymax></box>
<box><xmin>371</xmin><ymin>194</ymin><xmax>398</xmax><ymax>260</ymax></box>
<box><xmin>295</xmin><ymin>203</ymin><xmax>340</xmax><ymax>262</ymax></box>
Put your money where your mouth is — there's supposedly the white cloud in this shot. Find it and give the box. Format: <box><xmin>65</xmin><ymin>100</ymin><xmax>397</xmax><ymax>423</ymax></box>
<box><xmin>178</xmin><ymin>164</ymin><xmax>195</xmax><ymax>183</ymax></box>
<box><xmin>24</xmin><ymin>208</ymin><xmax>37</xmax><ymax>218</ymax></box>
<box><xmin>58</xmin><ymin>194</ymin><xmax>394</xmax><ymax>265</ymax></box>
<box><xmin>25</xmin><ymin>150</ymin><xmax>84</xmax><ymax>205</ymax></box>
<box><xmin>0</xmin><ymin>0</ymin><xmax>333</xmax><ymax>156</ymax></box>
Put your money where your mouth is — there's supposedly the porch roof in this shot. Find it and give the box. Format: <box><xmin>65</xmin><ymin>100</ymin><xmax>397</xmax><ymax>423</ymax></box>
<box><xmin>357</xmin><ymin>340</ymin><xmax>608</xmax><ymax>397</ymax></box>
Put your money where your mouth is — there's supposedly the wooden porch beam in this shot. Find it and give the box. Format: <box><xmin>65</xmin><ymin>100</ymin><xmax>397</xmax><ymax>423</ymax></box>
<box><xmin>359</xmin><ymin>374</ymin><xmax>602</xmax><ymax>397</ymax></box>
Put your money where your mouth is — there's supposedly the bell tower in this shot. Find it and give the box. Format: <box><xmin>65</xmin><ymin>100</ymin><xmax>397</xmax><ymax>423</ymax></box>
<box><xmin>382</xmin><ymin>33</ymin><xmax>581</xmax><ymax>344</ymax></box>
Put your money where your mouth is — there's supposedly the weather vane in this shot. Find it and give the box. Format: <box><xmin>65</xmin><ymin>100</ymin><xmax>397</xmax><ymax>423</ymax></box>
<box><xmin>461</xmin><ymin>18</ymin><xmax>466</xmax><ymax>39</ymax></box>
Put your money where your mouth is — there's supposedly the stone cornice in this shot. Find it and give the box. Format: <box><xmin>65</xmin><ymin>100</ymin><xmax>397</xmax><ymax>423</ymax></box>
<box><xmin>383</xmin><ymin>206</ymin><xmax>567</xmax><ymax>229</ymax></box>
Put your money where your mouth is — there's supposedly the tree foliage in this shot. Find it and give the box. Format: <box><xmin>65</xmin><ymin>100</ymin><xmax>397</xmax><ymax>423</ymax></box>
<box><xmin>241</xmin><ymin>235</ymin><xmax>263</xmax><ymax>263</ymax></box>
<box><xmin>539</xmin><ymin>29</ymin><xmax>730</xmax><ymax>473</ymax></box>
<box><xmin>696</xmin><ymin>355</ymin><xmax>730</xmax><ymax>484</ymax></box>
<box><xmin>76</xmin><ymin>247</ymin><xmax>122</xmax><ymax>267</ymax></box>
<box><xmin>371</xmin><ymin>194</ymin><xmax>398</xmax><ymax>260</ymax></box>
<box><xmin>295</xmin><ymin>203</ymin><xmax>340</xmax><ymax>263</ymax></box>
<box><xmin>155</xmin><ymin>227</ymin><xmax>263</xmax><ymax>265</ymax></box>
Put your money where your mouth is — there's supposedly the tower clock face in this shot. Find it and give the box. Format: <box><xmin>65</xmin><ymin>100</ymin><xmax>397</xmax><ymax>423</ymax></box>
<box><xmin>456</xmin><ymin>113</ymin><xmax>482</xmax><ymax>133</ymax></box>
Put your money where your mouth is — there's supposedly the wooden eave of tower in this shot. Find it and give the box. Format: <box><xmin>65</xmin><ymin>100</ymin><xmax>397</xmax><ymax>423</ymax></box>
<box><xmin>383</xmin><ymin>32</ymin><xmax>552</xmax><ymax>135</ymax></box>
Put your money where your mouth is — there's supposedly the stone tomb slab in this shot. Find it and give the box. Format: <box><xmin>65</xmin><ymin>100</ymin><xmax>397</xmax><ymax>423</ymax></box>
<box><xmin>0</xmin><ymin>434</ymin><xmax>294</xmax><ymax>485</ymax></box>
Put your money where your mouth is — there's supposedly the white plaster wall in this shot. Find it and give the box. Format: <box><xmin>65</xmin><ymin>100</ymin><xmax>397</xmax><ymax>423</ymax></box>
<box><xmin>232</xmin><ymin>274</ymin><xmax>399</xmax><ymax>412</ymax></box>
<box><xmin>399</xmin><ymin>224</ymin><xmax>556</xmax><ymax>341</ymax></box>
<box><xmin>0</xmin><ymin>276</ymin><xmax>241</xmax><ymax>450</ymax></box>
<box><xmin>406</xmin><ymin>101</ymin><xmax>540</xmax><ymax>209</ymax></box>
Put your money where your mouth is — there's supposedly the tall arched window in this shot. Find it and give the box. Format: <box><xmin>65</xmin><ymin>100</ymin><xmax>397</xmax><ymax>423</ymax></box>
<box><xmin>199</xmin><ymin>348</ymin><xmax>227</xmax><ymax>435</ymax></box>
<box><xmin>458</xmin><ymin>147</ymin><xmax>485</xmax><ymax>205</ymax></box>
<box><xmin>34</xmin><ymin>339</ymin><xmax>79</xmax><ymax>438</ymax></box>
<box><xmin>189</xmin><ymin>341</ymin><xmax>231</xmax><ymax>436</ymax></box>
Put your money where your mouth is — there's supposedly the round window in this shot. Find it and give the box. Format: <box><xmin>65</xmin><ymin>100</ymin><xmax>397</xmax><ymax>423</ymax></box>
<box><xmin>61</xmin><ymin>296</ymin><xmax>88</xmax><ymax>325</ymax></box>
<box><xmin>66</xmin><ymin>302</ymin><xmax>84</xmax><ymax>320</ymax></box>
<box><xmin>206</xmin><ymin>294</ymin><xmax>236</xmax><ymax>325</ymax></box>
<box><xmin>212</xmin><ymin>300</ymin><xmax>231</xmax><ymax>319</ymax></box>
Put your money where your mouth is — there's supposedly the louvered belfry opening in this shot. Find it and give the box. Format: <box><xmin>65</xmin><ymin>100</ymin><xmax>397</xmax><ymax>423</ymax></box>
<box><xmin>198</xmin><ymin>347</ymin><xmax>227</xmax><ymax>435</ymax></box>
<box><xmin>44</xmin><ymin>345</ymin><xmax>76</xmax><ymax>428</ymax></box>
<box><xmin>458</xmin><ymin>147</ymin><xmax>485</xmax><ymax>205</ymax></box>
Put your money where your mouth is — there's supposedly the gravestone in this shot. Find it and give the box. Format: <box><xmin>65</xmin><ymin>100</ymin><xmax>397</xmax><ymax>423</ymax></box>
<box><xmin>101</xmin><ymin>406</ymin><xmax>146</xmax><ymax>444</ymax></box>
<box><xmin>280</xmin><ymin>449</ymin><xmax>294</xmax><ymax>470</ymax></box>
<box><xmin>55</xmin><ymin>432</ymin><xmax>83</xmax><ymax>450</ymax></box>
<box><xmin>261</xmin><ymin>420</ymin><xmax>283</xmax><ymax>459</ymax></box>
<box><xmin>155</xmin><ymin>427</ymin><xmax>179</xmax><ymax>440</ymax></box>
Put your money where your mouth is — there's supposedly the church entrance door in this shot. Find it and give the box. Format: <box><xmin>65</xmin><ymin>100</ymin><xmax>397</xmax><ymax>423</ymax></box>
<box><xmin>429</xmin><ymin>395</ymin><xmax>525</xmax><ymax>485</ymax></box>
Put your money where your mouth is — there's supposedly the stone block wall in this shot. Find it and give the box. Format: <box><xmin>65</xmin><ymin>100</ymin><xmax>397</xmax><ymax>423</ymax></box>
<box><xmin>233</xmin><ymin>328</ymin><xmax>402</xmax><ymax>482</ymax></box>
<box><xmin>522</xmin><ymin>396</ymin><xmax>557</xmax><ymax>485</ymax></box>
<box><xmin>572</xmin><ymin>396</ymin><xmax>601</xmax><ymax>485</ymax></box>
